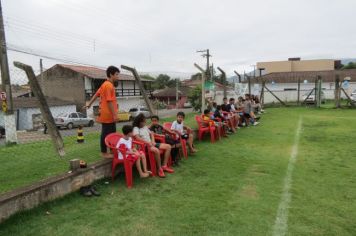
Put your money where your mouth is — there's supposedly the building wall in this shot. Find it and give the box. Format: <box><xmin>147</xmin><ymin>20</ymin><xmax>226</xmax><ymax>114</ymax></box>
<box><xmin>16</xmin><ymin>105</ymin><xmax>76</xmax><ymax>130</ymax></box>
<box><xmin>257</xmin><ymin>59</ymin><xmax>335</xmax><ymax>73</ymax></box>
<box><xmin>40</xmin><ymin>67</ymin><xmax>86</xmax><ymax>110</ymax></box>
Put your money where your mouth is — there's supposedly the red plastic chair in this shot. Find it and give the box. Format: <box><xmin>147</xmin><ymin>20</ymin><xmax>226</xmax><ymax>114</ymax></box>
<box><xmin>163</xmin><ymin>122</ymin><xmax>188</xmax><ymax>159</ymax></box>
<box><xmin>195</xmin><ymin>115</ymin><xmax>216</xmax><ymax>143</ymax></box>
<box><xmin>208</xmin><ymin>113</ymin><xmax>222</xmax><ymax>140</ymax></box>
<box><xmin>130</xmin><ymin>139</ymin><xmax>158</xmax><ymax>177</ymax></box>
<box><xmin>105</xmin><ymin>133</ymin><xmax>142</xmax><ymax>188</ymax></box>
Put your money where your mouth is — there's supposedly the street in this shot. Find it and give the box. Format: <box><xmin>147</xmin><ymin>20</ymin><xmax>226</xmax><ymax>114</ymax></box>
<box><xmin>0</xmin><ymin>108</ymin><xmax>193</xmax><ymax>145</ymax></box>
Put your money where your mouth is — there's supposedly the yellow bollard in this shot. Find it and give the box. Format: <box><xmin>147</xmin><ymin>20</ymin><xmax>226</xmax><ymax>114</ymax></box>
<box><xmin>77</xmin><ymin>125</ymin><xmax>84</xmax><ymax>143</ymax></box>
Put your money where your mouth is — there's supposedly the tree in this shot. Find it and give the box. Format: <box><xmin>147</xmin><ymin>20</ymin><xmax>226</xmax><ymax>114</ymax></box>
<box><xmin>166</xmin><ymin>78</ymin><xmax>182</xmax><ymax>88</ymax></box>
<box><xmin>140</xmin><ymin>74</ymin><xmax>155</xmax><ymax>81</ymax></box>
<box><xmin>152</xmin><ymin>74</ymin><xmax>170</xmax><ymax>90</ymax></box>
<box><xmin>190</xmin><ymin>73</ymin><xmax>202</xmax><ymax>81</ymax></box>
<box><xmin>342</xmin><ymin>62</ymin><xmax>356</xmax><ymax>69</ymax></box>
<box><xmin>188</xmin><ymin>85</ymin><xmax>202</xmax><ymax>112</ymax></box>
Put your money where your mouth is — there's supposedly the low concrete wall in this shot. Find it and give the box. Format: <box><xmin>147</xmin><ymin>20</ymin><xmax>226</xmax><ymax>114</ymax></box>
<box><xmin>0</xmin><ymin>130</ymin><xmax>201</xmax><ymax>224</ymax></box>
<box><xmin>0</xmin><ymin>159</ymin><xmax>112</xmax><ymax>223</ymax></box>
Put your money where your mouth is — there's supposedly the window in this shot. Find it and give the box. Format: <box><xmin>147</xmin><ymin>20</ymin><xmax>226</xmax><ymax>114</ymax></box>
<box><xmin>140</xmin><ymin>107</ymin><xmax>149</xmax><ymax>111</ymax></box>
<box><xmin>78</xmin><ymin>113</ymin><xmax>86</xmax><ymax>118</ymax></box>
<box><xmin>69</xmin><ymin>113</ymin><xmax>78</xmax><ymax>118</ymax></box>
<box><xmin>129</xmin><ymin>108</ymin><xmax>138</xmax><ymax>112</ymax></box>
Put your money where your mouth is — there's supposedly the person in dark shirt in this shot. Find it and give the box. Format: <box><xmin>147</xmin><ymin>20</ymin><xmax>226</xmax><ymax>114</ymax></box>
<box><xmin>221</xmin><ymin>97</ymin><xmax>229</xmax><ymax>112</ymax></box>
<box><xmin>214</xmin><ymin>105</ymin><xmax>235</xmax><ymax>133</ymax></box>
<box><xmin>149</xmin><ymin>115</ymin><xmax>181</xmax><ymax>166</ymax></box>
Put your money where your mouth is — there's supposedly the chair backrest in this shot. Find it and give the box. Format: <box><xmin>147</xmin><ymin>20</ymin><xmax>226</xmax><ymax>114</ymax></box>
<box><xmin>105</xmin><ymin>133</ymin><xmax>123</xmax><ymax>149</ymax></box>
<box><xmin>195</xmin><ymin>115</ymin><xmax>205</xmax><ymax>129</ymax></box>
<box><xmin>163</xmin><ymin>122</ymin><xmax>172</xmax><ymax>130</ymax></box>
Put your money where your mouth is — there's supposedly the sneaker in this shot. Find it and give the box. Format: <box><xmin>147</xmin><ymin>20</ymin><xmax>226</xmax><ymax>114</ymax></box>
<box><xmin>158</xmin><ymin>168</ymin><xmax>166</xmax><ymax>178</ymax></box>
<box><xmin>90</xmin><ymin>186</ymin><xmax>101</xmax><ymax>197</ymax></box>
<box><xmin>80</xmin><ymin>186</ymin><xmax>92</xmax><ymax>197</ymax></box>
<box><xmin>253</xmin><ymin>122</ymin><xmax>260</xmax><ymax>126</ymax></box>
<box><xmin>162</xmin><ymin>166</ymin><xmax>174</xmax><ymax>173</ymax></box>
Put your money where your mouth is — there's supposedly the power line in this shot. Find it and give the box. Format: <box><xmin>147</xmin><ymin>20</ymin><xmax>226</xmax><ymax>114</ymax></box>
<box><xmin>7</xmin><ymin>43</ymin><xmax>105</xmax><ymax>68</ymax></box>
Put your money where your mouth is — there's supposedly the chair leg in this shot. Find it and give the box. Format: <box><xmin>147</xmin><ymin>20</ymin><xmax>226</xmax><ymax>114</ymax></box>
<box><xmin>124</xmin><ymin>162</ymin><xmax>133</xmax><ymax>188</ymax></box>
<box><xmin>210</xmin><ymin>130</ymin><xmax>215</xmax><ymax>143</ymax></box>
<box><xmin>111</xmin><ymin>163</ymin><xmax>117</xmax><ymax>180</ymax></box>
<box><xmin>198</xmin><ymin>131</ymin><xmax>203</xmax><ymax>141</ymax></box>
<box><xmin>148</xmin><ymin>152</ymin><xmax>157</xmax><ymax>176</ymax></box>
<box><xmin>181</xmin><ymin>140</ymin><xmax>188</xmax><ymax>159</ymax></box>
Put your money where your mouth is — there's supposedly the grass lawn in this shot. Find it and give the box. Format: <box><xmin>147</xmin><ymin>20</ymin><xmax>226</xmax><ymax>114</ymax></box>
<box><xmin>0</xmin><ymin>113</ymin><xmax>197</xmax><ymax>194</ymax></box>
<box><xmin>0</xmin><ymin>107</ymin><xmax>356</xmax><ymax>235</ymax></box>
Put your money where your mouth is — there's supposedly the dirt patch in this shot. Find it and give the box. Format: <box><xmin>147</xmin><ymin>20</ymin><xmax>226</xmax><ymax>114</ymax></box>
<box><xmin>240</xmin><ymin>184</ymin><xmax>258</xmax><ymax>199</ymax></box>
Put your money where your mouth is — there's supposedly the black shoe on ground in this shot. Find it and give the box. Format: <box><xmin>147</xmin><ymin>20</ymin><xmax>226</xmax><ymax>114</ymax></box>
<box><xmin>90</xmin><ymin>186</ymin><xmax>101</xmax><ymax>197</ymax></box>
<box><xmin>80</xmin><ymin>186</ymin><xmax>92</xmax><ymax>197</ymax></box>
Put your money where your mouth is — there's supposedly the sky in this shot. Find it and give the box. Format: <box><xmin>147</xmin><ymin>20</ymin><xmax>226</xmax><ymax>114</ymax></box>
<box><xmin>3</xmin><ymin>0</ymin><xmax>356</xmax><ymax>83</ymax></box>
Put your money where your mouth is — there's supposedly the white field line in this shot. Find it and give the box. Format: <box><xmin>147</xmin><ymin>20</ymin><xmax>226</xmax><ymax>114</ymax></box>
<box><xmin>272</xmin><ymin>117</ymin><xmax>303</xmax><ymax>236</ymax></box>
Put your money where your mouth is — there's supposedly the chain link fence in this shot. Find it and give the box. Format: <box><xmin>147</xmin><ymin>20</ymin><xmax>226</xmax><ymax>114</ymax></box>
<box><xmin>0</xmin><ymin>62</ymin><xmax>159</xmax><ymax>194</ymax></box>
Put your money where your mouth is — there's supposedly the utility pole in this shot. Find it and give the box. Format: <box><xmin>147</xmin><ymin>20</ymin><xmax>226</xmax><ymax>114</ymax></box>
<box><xmin>176</xmin><ymin>78</ymin><xmax>179</xmax><ymax>108</ymax></box>
<box><xmin>0</xmin><ymin>0</ymin><xmax>17</xmax><ymax>143</ymax></box>
<box><xmin>194</xmin><ymin>63</ymin><xmax>206</xmax><ymax>112</ymax></box>
<box><xmin>40</xmin><ymin>58</ymin><xmax>45</xmax><ymax>96</ymax></box>
<box><xmin>0</xmin><ymin>0</ymin><xmax>13</xmax><ymax>114</ymax></box>
<box><xmin>196</xmin><ymin>49</ymin><xmax>212</xmax><ymax>81</ymax></box>
<box><xmin>251</xmin><ymin>65</ymin><xmax>256</xmax><ymax>79</ymax></box>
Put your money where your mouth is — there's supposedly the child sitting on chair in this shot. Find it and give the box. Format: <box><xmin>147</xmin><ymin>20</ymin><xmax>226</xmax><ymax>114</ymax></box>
<box><xmin>149</xmin><ymin>115</ymin><xmax>181</xmax><ymax>166</ymax></box>
<box><xmin>132</xmin><ymin>113</ymin><xmax>173</xmax><ymax>178</ymax></box>
<box><xmin>171</xmin><ymin>112</ymin><xmax>197</xmax><ymax>153</ymax></box>
<box><xmin>202</xmin><ymin>109</ymin><xmax>225</xmax><ymax>138</ymax></box>
<box><xmin>116</xmin><ymin>125</ymin><xmax>150</xmax><ymax>178</ymax></box>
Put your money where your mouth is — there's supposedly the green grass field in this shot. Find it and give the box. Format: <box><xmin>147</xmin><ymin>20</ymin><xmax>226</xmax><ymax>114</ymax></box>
<box><xmin>0</xmin><ymin>113</ymin><xmax>197</xmax><ymax>194</ymax></box>
<box><xmin>0</xmin><ymin>107</ymin><xmax>355</xmax><ymax>235</ymax></box>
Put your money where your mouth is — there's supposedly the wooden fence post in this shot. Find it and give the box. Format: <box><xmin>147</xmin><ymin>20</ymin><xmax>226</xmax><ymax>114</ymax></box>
<box><xmin>14</xmin><ymin>61</ymin><xmax>65</xmax><ymax>157</ymax></box>
<box><xmin>217</xmin><ymin>67</ymin><xmax>227</xmax><ymax>99</ymax></box>
<box><xmin>297</xmin><ymin>78</ymin><xmax>301</xmax><ymax>105</ymax></box>
<box><xmin>120</xmin><ymin>65</ymin><xmax>155</xmax><ymax>116</ymax></box>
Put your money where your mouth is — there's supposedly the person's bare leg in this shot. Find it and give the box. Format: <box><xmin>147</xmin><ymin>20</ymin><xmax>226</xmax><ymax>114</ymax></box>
<box><xmin>136</xmin><ymin>159</ymin><xmax>149</xmax><ymax>178</ymax></box>
<box><xmin>188</xmin><ymin>134</ymin><xmax>197</xmax><ymax>152</ymax></box>
<box><xmin>229</xmin><ymin>120</ymin><xmax>236</xmax><ymax>132</ymax></box>
<box><xmin>161</xmin><ymin>144</ymin><xmax>171</xmax><ymax>166</ymax></box>
<box><xmin>216</xmin><ymin>125</ymin><xmax>221</xmax><ymax>139</ymax></box>
<box><xmin>140</xmin><ymin>154</ymin><xmax>150</xmax><ymax>173</ymax></box>
<box><xmin>151</xmin><ymin>147</ymin><xmax>162</xmax><ymax>170</ymax></box>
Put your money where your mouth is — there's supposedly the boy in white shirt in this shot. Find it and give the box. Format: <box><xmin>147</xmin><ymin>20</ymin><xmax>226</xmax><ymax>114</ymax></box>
<box><xmin>171</xmin><ymin>112</ymin><xmax>197</xmax><ymax>153</ymax></box>
<box><xmin>116</xmin><ymin>125</ymin><xmax>150</xmax><ymax>178</ymax></box>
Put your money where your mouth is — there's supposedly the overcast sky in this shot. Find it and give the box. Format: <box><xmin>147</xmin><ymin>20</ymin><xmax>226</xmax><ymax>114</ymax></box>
<box><xmin>3</xmin><ymin>0</ymin><xmax>356</xmax><ymax>81</ymax></box>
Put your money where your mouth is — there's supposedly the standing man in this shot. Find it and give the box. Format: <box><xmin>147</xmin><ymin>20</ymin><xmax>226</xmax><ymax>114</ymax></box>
<box><xmin>84</xmin><ymin>66</ymin><xmax>120</xmax><ymax>158</ymax></box>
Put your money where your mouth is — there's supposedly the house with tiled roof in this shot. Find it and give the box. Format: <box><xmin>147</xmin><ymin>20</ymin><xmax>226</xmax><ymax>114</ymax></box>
<box><xmin>37</xmin><ymin>64</ymin><xmax>154</xmax><ymax>117</ymax></box>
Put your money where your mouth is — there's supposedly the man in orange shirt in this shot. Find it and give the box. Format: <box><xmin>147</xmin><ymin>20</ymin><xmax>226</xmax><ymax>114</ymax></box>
<box><xmin>84</xmin><ymin>66</ymin><xmax>120</xmax><ymax>158</ymax></box>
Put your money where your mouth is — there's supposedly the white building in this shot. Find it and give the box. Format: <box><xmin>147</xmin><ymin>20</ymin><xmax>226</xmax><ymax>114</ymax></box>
<box><xmin>0</xmin><ymin>97</ymin><xmax>76</xmax><ymax>131</ymax></box>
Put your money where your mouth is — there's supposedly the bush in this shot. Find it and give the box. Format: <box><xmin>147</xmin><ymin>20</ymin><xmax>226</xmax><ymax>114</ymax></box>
<box><xmin>188</xmin><ymin>85</ymin><xmax>202</xmax><ymax>112</ymax></box>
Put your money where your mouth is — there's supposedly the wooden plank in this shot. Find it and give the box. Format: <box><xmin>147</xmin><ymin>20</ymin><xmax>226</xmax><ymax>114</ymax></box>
<box><xmin>14</xmin><ymin>61</ymin><xmax>65</xmax><ymax>157</ymax></box>
<box><xmin>120</xmin><ymin>65</ymin><xmax>155</xmax><ymax>115</ymax></box>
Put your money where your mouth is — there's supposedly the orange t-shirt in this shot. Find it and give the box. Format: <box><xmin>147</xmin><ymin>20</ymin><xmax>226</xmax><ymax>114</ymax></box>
<box><xmin>95</xmin><ymin>80</ymin><xmax>118</xmax><ymax>123</ymax></box>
